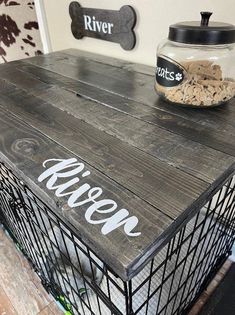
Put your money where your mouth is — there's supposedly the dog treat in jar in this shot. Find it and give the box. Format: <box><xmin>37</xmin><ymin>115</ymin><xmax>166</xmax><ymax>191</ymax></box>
<box><xmin>155</xmin><ymin>12</ymin><xmax>235</xmax><ymax>107</ymax></box>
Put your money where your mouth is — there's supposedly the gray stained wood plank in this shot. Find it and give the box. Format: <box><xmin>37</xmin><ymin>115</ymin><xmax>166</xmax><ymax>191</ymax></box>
<box><xmin>8</xmin><ymin>61</ymin><xmax>235</xmax><ymax>138</ymax></box>
<box><xmin>21</xmin><ymin>52</ymin><xmax>235</xmax><ymax>157</ymax></box>
<box><xmin>0</xmin><ymin>108</ymin><xmax>174</xmax><ymax>280</ymax></box>
<box><xmin>63</xmin><ymin>48</ymin><xmax>155</xmax><ymax>75</ymax></box>
<box><xmin>0</xmin><ymin>77</ymin><xmax>210</xmax><ymax>220</ymax></box>
<box><xmin>56</xmin><ymin>50</ymin><xmax>235</xmax><ymax>116</ymax></box>
<box><xmin>25</xmin><ymin>49</ymin><xmax>235</xmax><ymax>119</ymax></box>
<box><xmin>0</xmin><ymin>64</ymin><xmax>234</xmax><ymax>185</ymax></box>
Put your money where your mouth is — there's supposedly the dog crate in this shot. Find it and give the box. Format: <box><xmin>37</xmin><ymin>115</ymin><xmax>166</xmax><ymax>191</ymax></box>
<box><xmin>0</xmin><ymin>161</ymin><xmax>234</xmax><ymax>315</ymax></box>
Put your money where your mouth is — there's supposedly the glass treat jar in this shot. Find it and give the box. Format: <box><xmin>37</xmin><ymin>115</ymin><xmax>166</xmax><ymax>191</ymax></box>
<box><xmin>155</xmin><ymin>12</ymin><xmax>235</xmax><ymax>107</ymax></box>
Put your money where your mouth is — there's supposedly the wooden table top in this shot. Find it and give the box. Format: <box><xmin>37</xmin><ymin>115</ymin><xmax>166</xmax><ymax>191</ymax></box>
<box><xmin>0</xmin><ymin>49</ymin><xmax>234</xmax><ymax>280</ymax></box>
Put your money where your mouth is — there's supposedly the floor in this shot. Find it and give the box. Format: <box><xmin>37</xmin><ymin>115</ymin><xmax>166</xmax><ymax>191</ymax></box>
<box><xmin>0</xmin><ymin>228</ymin><xmax>63</xmax><ymax>315</ymax></box>
<box><xmin>0</xmin><ymin>226</ymin><xmax>233</xmax><ymax>315</ymax></box>
<box><xmin>188</xmin><ymin>259</ymin><xmax>233</xmax><ymax>315</ymax></box>
<box><xmin>200</xmin><ymin>263</ymin><xmax>235</xmax><ymax>315</ymax></box>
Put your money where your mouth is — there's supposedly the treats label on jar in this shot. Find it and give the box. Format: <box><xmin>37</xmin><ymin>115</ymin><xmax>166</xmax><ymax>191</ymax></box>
<box><xmin>156</xmin><ymin>56</ymin><xmax>185</xmax><ymax>87</ymax></box>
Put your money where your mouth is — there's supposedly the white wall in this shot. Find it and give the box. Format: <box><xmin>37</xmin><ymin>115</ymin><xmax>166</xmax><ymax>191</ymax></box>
<box><xmin>35</xmin><ymin>0</ymin><xmax>52</xmax><ymax>53</ymax></box>
<box><xmin>42</xmin><ymin>0</ymin><xmax>235</xmax><ymax>66</ymax></box>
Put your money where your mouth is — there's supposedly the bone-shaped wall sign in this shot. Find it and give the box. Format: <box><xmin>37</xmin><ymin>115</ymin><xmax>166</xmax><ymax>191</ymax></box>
<box><xmin>69</xmin><ymin>2</ymin><xmax>137</xmax><ymax>50</ymax></box>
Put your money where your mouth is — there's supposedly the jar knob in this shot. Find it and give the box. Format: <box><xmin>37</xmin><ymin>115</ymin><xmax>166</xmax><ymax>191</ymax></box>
<box><xmin>200</xmin><ymin>11</ymin><xmax>213</xmax><ymax>26</ymax></box>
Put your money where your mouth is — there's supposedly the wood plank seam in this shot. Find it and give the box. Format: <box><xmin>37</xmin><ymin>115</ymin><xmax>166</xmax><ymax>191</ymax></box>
<box><xmin>18</xmin><ymin>58</ymin><xmax>235</xmax><ymax>157</ymax></box>
<box><xmin>1</xmin><ymin>66</ymin><xmax>234</xmax><ymax>187</ymax></box>
<box><xmin>0</xmin><ymin>82</ymin><xmax>210</xmax><ymax>219</ymax></box>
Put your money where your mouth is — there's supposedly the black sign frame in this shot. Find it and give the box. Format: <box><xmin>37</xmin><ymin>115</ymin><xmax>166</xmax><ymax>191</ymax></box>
<box><xmin>69</xmin><ymin>2</ymin><xmax>137</xmax><ymax>50</ymax></box>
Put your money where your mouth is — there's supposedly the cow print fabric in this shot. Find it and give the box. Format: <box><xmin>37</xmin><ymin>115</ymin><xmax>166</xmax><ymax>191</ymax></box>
<box><xmin>0</xmin><ymin>0</ymin><xmax>43</xmax><ymax>63</ymax></box>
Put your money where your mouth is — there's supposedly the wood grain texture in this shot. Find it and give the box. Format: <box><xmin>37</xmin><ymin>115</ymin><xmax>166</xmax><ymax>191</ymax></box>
<box><xmin>0</xmin><ymin>229</ymin><xmax>53</xmax><ymax>315</ymax></box>
<box><xmin>63</xmin><ymin>48</ymin><xmax>154</xmax><ymax>75</ymax></box>
<box><xmin>22</xmin><ymin>51</ymin><xmax>235</xmax><ymax>157</ymax></box>
<box><xmin>25</xmin><ymin>49</ymin><xmax>235</xmax><ymax>114</ymax></box>
<box><xmin>0</xmin><ymin>108</ymin><xmax>173</xmax><ymax>280</ymax></box>
<box><xmin>1</xmin><ymin>63</ymin><xmax>234</xmax><ymax>185</ymax></box>
<box><xmin>55</xmin><ymin>50</ymin><xmax>235</xmax><ymax>117</ymax></box>
<box><xmin>0</xmin><ymin>50</ymin><xmax>234</xmax><ymax>280</ymax></box>
<box><xmin>0</xmin><ymin>78</ymin><xmax>210</xmax><ymax>219</ymax></box>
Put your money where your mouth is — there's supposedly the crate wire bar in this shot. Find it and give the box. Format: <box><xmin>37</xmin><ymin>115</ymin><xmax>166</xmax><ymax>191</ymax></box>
<box><xmin>0</xmin><ymin>162</ymin><xmax>234</xmax><ymax>315</ymax></box>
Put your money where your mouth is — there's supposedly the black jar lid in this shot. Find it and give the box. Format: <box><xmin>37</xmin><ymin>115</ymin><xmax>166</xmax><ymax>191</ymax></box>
<box><xmin>169</xmin><ymin>12</ymin><xmax>235</xmax><ymax>45</ymax></box>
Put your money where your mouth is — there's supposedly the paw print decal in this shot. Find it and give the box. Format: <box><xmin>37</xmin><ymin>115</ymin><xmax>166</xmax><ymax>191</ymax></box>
<box><xmin>175</xmin><ymin>73</ymin><xmax>183</xmax><ymax>81</ymax></box>
<box><xmin>156</xmin><ymin>56</ymin><xmax>185</xmax><ymax>87</ymax></box>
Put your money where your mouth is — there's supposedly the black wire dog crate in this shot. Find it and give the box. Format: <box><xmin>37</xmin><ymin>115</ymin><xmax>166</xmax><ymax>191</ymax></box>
<box><xmin>0</xmin><ymin>162</ymin><xmax>234</xmax><ymax>315</ymax></box>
